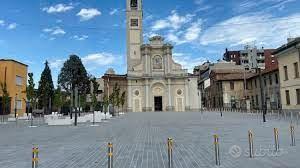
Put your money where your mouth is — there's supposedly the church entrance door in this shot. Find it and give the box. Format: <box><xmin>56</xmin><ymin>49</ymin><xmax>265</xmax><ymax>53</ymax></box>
<box><xmin>154</xmin><ymin>96</ymin><xmax>163</xmax><ymax>111</ymax></box>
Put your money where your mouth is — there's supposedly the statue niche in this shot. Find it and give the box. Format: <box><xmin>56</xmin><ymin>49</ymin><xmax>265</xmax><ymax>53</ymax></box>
<box><xmin>153</xmin><ymin>55</ymin><xmax>163</xmax><ymax>70</ymax></box>
<box><xmin>130</xmin><ymin>0</ymin><xmax>138</xmax><ymax>8</ymax></box>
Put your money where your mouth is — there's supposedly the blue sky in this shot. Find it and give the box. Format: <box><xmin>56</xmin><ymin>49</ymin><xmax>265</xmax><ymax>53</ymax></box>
<box><xmin>0</xmin><ymin>0</ymin><xmax>300</xmax><ymax>86</ymax></box>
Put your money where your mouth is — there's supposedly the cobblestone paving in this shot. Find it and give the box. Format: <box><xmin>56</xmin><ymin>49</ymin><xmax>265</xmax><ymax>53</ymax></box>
<box><xmin>0</xmin><ymin>112</ymin><xmax>299</xmax><ymax>168</ymax></box>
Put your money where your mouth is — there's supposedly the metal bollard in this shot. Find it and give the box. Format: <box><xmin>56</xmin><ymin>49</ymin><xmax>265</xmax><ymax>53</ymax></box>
<box><xmin>248</xmin><ymin>130</ymin><xmax>254</xmax><ymax>158</ymax></box>
<box><xmin>167</xmin><ymin>138</ymin><xmax>173</xmax><ymax>168</ymax></box>
<box><xmin>108</xmin><ymin>143</ymin><xmax>113</xmax><ymax>168</ymax></box>
<box><xmin>32</xmin><ymin>146</ymin><xmax>39</xmax><ymax>168</ymax></box>
<box><xmin>213</xmin><ymin>134</ymin><xmax>220</xmax><ymax>166</ymax></box>
<box><xmin>274</xmin><ymin>128</ymin><xmax>279</xmax><ymax>151</ymax></box>
<box><xmin>290</xmin><ymin>125</ymin><xmax>296</xmax><ymax>146</ymax></box>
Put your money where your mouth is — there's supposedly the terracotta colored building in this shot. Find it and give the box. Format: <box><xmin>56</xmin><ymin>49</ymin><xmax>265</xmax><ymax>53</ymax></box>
<box><xmin>0</xmin><ymin>59</ymin><xmax>28</xmax><ymax>116</ymax></box>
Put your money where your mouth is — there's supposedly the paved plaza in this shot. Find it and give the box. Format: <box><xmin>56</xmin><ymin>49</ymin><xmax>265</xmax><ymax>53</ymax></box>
<box><xmin>0</xmin><ymin>112</ymin><xmax>300</xmax><ymax>168</ymax></box>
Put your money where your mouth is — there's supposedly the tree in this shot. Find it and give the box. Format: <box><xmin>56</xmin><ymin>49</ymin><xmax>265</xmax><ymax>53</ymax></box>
<box><xmin>26</xmin><ymin>73</ymin><xmax>37</xmax><ymax>115</ymax></box>
<box><xmin>90</xmin><ymin>77</ymin><xmax>100</xmax><ymax>111</ymax></box>
<box><xmin>109</xmin><ymin>83</ymin><xmax>120</xmax><ymax>116</ymax></box>
<box><xmin>103</xmin><ymin>95</ymin><xmax>109</xmax><ymax>119</ymax></box>
<box><xmin>37</xmin><ymin>61</ymin><xmax>54</xmax><ymax>115</ymax></box>
<box><xmin>53</xmin><ymin>86</ymin><xmax>63</xmax><ymax>113</ymax></box>
<box><xmin>58</xmin><ymin>55</ymin><xmax>90</xmax><ymax>94</ymax></box>
<box><xmin>0</xmin><ymin>82</ymin><xmax>10</xmax><ymax>121</ymax></box>
<box><xmin>58</xmin><ymin>55</ymin><xmax>90</xmax><ymax>125</ymax></box>
<box><xmin>120</xmin><ymin>91</ymin><xmax>126</xmax><ymax>114</ymax></box>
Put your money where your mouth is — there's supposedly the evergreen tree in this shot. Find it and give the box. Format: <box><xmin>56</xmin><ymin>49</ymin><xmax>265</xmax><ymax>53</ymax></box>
<box><xmin>58</xmin><ymin>55</ymin><xmax>90</xmax><ymax>94</ymax></box>
<box><xmin>37</xmin><ymin>61</ymin><xmax>54</xmax><ymax>115</ymax></box>
<box><xmin>53</xmin><ymin>86</ymin><xmax>63</xmax><ymax>113</ymax></box>
<box><xmin>26</xmin><ymin>73</ymin><xmax>37</xmax><ymax>114</ymax></box>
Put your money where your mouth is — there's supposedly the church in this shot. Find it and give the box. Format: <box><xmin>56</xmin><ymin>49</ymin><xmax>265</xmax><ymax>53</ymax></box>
<box><xmin>125</xmin><ymin>0</ymin><xmax>201</xmax><ymax>112</ymax></box>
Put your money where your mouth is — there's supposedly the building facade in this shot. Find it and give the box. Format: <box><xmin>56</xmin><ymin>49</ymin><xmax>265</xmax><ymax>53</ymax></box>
<box><xmin>126</xmin><ymin>0</ymin><xmax>201</xmax><ymax>112</ymax></box>
<box><xmin>0</xmin><ymin>59</ymin><xmax>28</xmax><ymax>116</ymax></box>
<box><xmin>223</xmin><ymin>47</ymin><xmax>277</xmax><ymax>71</ymax></box>
<box><xmin>274</xmin><ymin>38</ymin><xmax>300</xmax><ymax>110</ymax></box>
<box><xmin>246</xmin><ymin>68</ymin><xmax>280</xmax><ymax>110</ymax></box>
<box><xmin>102</xmin><ymin>69</ymin><xmax>128</xmax><ymax>111</ymax></box>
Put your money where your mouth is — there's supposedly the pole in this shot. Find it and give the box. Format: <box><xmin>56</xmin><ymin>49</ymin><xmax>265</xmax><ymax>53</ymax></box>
<box><xmin>214</xmin><ymin>134</ymin><xmax>220</xmax><ymax>166</ymax></box>
<box><xmin>274</xmin><ymin>128</ymin><xmax>279</xmax><ymax>151</ymax></box>
<box><xmin>108</xmin><ymin>142</ymin><xmax>113</xmax><ymax>168</ymax></box>
<box><xmin>258</xmin><ymin>68</ymin><xmax>266</xmax><ymax>122</ymax></box>
<box><xmin>290</xmin><ymin>125</ymin><xmax>296</xmax><ymax>146</ymax></box>
<box><xmin>167</xmin><ymin>138</ymin><xmax>173</xmax><ymax>168</ymax></box>
<box><xmin>74</xmin><ymin>86</ymin><xmax>78</xmax><ymax>126</ymax></box>
<box><xmin>14</xmin><ymin>94</ymin><xmax>17</xmax><ymax>118</ymax></box>
<box><xmin>248</xmin><ymin>130</ymin><xmax>254</xmax><ymax>158</ymax></box>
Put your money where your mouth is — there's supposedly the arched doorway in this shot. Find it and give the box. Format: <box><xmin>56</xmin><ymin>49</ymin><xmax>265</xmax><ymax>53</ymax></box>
<box><xmin>151</xmin><ymin>82</ymin><xmax>166</xmax><ymax>112</ymax></box>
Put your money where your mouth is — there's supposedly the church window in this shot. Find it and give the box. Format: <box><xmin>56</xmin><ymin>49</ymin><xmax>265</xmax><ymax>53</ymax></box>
<box><xmin>130</xmin><ymin>0</ymin><xmax>138</xmax><ymax>8</ymax></box>
<box><xmin>134</xmin><ymin>90</ymin><xmax>140</xmax><ymax>96</ymax></box>
<box><xmin>177</xmin><ymin>89</ymin><xmax>182</xmax><ymax>95</ymax></box>
<box><xmin>153</xmin><ymin>55</ymin><xmax>163</xmax><ymax>69</ymax></box>
<box><xmin>131</xmin><ymin>19</ymin><xmax>138</xmax><ymax>27</ymax></box>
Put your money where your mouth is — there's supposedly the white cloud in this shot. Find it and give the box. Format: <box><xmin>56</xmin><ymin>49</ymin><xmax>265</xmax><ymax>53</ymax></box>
<box><xmin>200</xmin><ymin>13</ymin><xmax>300</xmax><ymax>47</ymax></box>
<box><xmin>49</xmin><ymin>52</ymin><xmax>118</xmax><ymax>72</ymax></box>
<box><xmin>0</xmin><ymin>20</ymin><xmax>4</xmax><ymax>26</ymax></box>
<box><xmin>49</xmin><ymin>59</ymin><xmax>65</xmax><ymax>69</ymax></box>
<box><xmin>42</xmin><ymin>3</ymin><xmax>74</xmax><ymax>14</ymax></box>
<box><xmin>72</xmin><ymin>35</ymin><xmax>89</xmax><ymax>41</ymax></box>
<box><xmin>184</xmin><ymin>20</ymin><xmax>202</xmax><ymax>41</ymax></box>
<box><xmin>7</xmin><ymin>23</ymin><xmax>17</xmax><ymax>30</ymax></box>
<box><xmin>173</xmin><ymin>53</ymin><xmax>207</xmax><ymax>73</ymax></box>
<box><xmin>151</xmin><ymin>11</ymin><xmax>194</xmax><ymax>31</ymax></box>
<box><xmin>82</xmin><ymin>53</ymin><xmax>116</xmax><ymax>66</ymax></box>
<box><xmin>165</xmin><ymin>19</ymin><xmax>202</xmax><ymax>45</ymax></box>
<box><xmin>43</xmin><ymin>27</ymin><xmax>66</xmax><ymax>36</ymax></box>
<box><xmin>109</xmin><ymin>8</ymin><xmax>118</xmax><ymax>15</ymax></box>
<box><xmin>77</xmin><ymin>8</ymin><xmax>101</xmax><ymax>21</ymax></box>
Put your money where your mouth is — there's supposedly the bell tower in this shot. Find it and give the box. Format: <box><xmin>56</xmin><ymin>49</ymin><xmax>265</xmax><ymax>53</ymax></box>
<box><xmin>126</xmin><ymin>0</ymin><xmax>143</xmax><ymax>71</ymax></box>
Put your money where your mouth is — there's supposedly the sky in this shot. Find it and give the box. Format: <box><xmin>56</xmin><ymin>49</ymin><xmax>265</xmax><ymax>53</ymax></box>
<box><xmin>0</xmin><ymin>0</ymin><xmax>300</xmax><ymax>86</ymax></box>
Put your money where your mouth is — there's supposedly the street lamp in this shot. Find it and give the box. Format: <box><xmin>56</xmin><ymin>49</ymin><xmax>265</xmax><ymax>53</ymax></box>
<box><xmin>257</xmin><ymin>68</ymin><xmax>267</xmax><ymax>122</ymax></box>
<box><xmin>14</xmin><ymin>93</ymin><xmax>17</xmax><ymax>118</ymax></box>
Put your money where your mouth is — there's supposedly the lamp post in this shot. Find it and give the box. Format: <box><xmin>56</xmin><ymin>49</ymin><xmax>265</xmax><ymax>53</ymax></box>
<box><xmin>257</xmin><ymin>68</ymin><xmax>266</xmax><ymax>122</ymax></box>
<box><xmin>14</xmin><ymin>93</ymin><xmax>17</xmax><ymax>118</ymax></box>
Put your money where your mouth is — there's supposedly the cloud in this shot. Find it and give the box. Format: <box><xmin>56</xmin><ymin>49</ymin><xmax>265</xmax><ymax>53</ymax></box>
<box><xmin>42</xmin><ymin>3</ymin><xmax>74</xmax><ymax>13</ymax></box>
<box><xmin>49</xmin><ymin>59</ymin><xmax>65</xmax><ymax>69</ymax></box>
<box><xmin>7</xmin><ymin>23</ymin><xmax>17</xmax><ymax>30</ymax></box>
<box><xmin>237</xmin><ymin>0</ymin><xmax>296</xmax><ymax>13</ymax></box>
<box><xmin>151</xmin><ymin>10</ymin><xmax>194</xmax><ymax>31</ymax></box>
<box><xmin>109</xmin><ymin>8</ymin><xmax>118</xmax><ymax>15</ymax></box>
<box><xmin>82</xmin><ymin>53</ymin><xmax>116</xmax><ymax>66</ymax></box>
<box><xmin>72</xmin><ymin>35</ymin><xmax>88</xmax><ymax>41</ymax></box>
<box><xmin>173</xmin><ymin>53</ymin><xmax>207</xmax><ymax>72</ymax></box>
<box><xmin>77</xmin><ymin>8</ymin><xmax>101</xmax><ymax>21</ymax></box>
<box><xmin>0</xmin><ymin>20</ymin><xmax>4</xmax><ymax>26</ymax></box>
<box><xmin>165</xmin><ymin>19</ymin><xmax>202</xmax><ymax>45</ymax></box>
<box><xmin>200</xmin><ymin>13</ymin><xmax>300</xmax><ymax>47</ymax></box>
<box><xmin>43</xmin><ymin>27</ymin><xmax>66</xmax><ymax>35</ymax></box>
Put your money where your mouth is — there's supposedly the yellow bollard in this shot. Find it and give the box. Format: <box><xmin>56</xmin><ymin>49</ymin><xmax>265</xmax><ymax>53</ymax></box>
<box><xmin>32</xmin><ymin>146</ymin><xmax>39</xmax><ymax>168</ymax></box>
<box><xmin>274</xmin><ymin>128</ymin><xmax>279</xmax><ymax>151</ymax></box>
<box><xmin>167</xmin><ymin>138</ymin><xmax>173</xmax><ymax>168</ymax></box>
<box><xmin>214</xmin><ymin>134</ymin><xmax>220</xmax><ymax>166</ymax></box>
<box><xmin>290</xmin><ymin>125</ymin><xmax>296</xmax><ymax>146</ymax></box>
<box><xmin>108</xmin><ymin>143</ymin><xmax>113</xmax><ymax>168</ymax></box>
<box><xmin>248</xmin><ymin>130</ymin><xmax>254</xmax><ymax>158</ymax></box>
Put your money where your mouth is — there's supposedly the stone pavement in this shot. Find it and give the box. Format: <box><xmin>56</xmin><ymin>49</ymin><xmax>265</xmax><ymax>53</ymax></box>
<box><xmin>0</xmin><ymin>112</ymin><xmax>299</xmax><ymax>168</ymax></box>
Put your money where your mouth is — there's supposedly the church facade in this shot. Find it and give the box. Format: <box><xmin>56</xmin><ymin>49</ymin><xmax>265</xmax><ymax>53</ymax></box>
<box><xmin>126</xmin><ymin>0</ymin><xmax>201</xmax><ymax>112</ymax></box>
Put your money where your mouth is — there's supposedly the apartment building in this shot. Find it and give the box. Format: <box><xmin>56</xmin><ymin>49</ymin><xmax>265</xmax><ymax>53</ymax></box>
<box><xmin>0</xmin><ymin>59</ymin><xmax>28</xmax><ymax>116</ymax></box>
<box><xmin>273</xmin><ymin>37</ymin><xmax>300</xmax><ymax>110</ymax></box>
